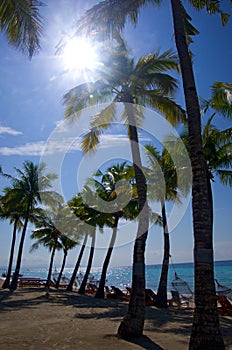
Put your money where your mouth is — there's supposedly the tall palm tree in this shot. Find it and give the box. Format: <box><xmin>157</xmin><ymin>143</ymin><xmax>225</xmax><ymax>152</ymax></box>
<box><xmin>66</xmin><ymin>193</ymin><xmax>89</xmax><ymax>292</ymax></box>
<box><xmin>0</xmin><ymin>191</ymin><xmax>23</xmax><ymax>289</ymax></box>
<box><xmin>202</xmin><ymin>116</ymin><xmax>232</xmax><ymax>188</ymax></box>
<box><xmin>93</xmin><ymin>162</ymin><xmax>139</xmax><ymax>299</ymax></box>
<box><xmin>63</xmin><ymin>38</ymin><xmax>185</xmax><ymax>336</ymax></box>
<box><xmin>32</xmin><ymin>203</ymin><xmax>80</xmax><ymax>288</ymax></box>
<box><xmin>77</xmin><ymin>186</ymin><xmax>107</xmax><ymax>295</ymax></box>
<box><xmin>182</xmin><ymin>108</ymin><xmax>232</xmax><ymax>222</ymax></box>
<box><xmin>74</xmin><ymin>2</ymin><xmax>230</xmax><ymax>347</ymax></box>
<box><xmin>0</xmin><ymin>0</ymin><xmax>44</xmax><ymax>58</ymax></box>
<box><xmin>55</xmin><ymin>234</ymin><xmax>77</xmax><ymax>289</ymax></box>
<box><xmin>144</xmin><ymin>142</ymin><xmax>190</xmax><ymax>307</ymax></box>
<box><xmin>78</xmin><ymin>226</ymin><xmax>96</xmax><ymax>295</ymax></box>
<box><xmin>4</xmin><ymin>161</ymin><xmax>58</xmax><ymax>290</ymax></box>
<box><xmin>30</xmin><ymin>212</ymin><xmax>63</xmax><ymax>289</ymax></box>
<box><xmin>145</xmin><ymin>145</ymin><xmax>177</xmax><ymax>308</ymax></box>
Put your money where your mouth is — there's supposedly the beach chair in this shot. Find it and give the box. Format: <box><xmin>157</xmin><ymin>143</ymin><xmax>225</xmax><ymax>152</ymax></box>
<box><xmin>125</xmin><ymin>287</ymin><xmax>156</xmax><ymax>306</ymax></box>
<box><xmin>86</xmin><ymin>283</ymin><xmax>98</xmax><ymax>294</ymax></box>
<box><xmin>144</xmin><ymin>289</ymin><xmax>156</xmax><ymax>306</ymax></box>
<box><xmin>170</xmin><ymin>290</ymin><xmax>189</xmax><ymax>307</ymax></box>
<box><xmin>217</xmin><ymin>295</ymin><xmax>232</xmax><ymax>316</ymax></box>
<box><xmin>106</xmin><ymin>286</ymin><xmax>130</xmax><ymax>301</ymax></box>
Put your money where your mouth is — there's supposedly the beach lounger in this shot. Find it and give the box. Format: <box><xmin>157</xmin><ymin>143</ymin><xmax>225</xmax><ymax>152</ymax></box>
<box><xmin>106</xmin><ymin>286</ymin><xmax>130</xmax><ymax>301</ymax></box>
<box><xmin>146</xmin><ymin>289</ymin><xmax>156</xmax><ymax>302</ymax></box>
<box><xmin>217</xmin><ymin>295</ymin><xmax>232</xmax><ymax>316</ymax></box>
<box><xmin>125</xmin><ymin>287</ymin><xmax>156</xmax><ymax>306</ymax></box>
<box><xmin>86</xmin><ymin>283</ymin><xmax>98</xmax><ymax>294</ymax></box>
<box><xmin>18</xmin><ymin>278</ymin><xmax>47</xmax><ymax>288</ymax></box>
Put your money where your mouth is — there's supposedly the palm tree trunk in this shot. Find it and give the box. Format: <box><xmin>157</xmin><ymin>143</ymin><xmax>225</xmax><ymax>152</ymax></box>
<box><xmin>95</xmin><ymin>214</ymin><xmax>119</xmax><ymax>298</ymax></box>
<box><xmin>2</xmin><ymin>218</ymin><xmax>18</xmax><ymax>289</ymax></box>
<box><xmin>170</xmin><ymin>1</ymin><xmax>224</xmax><ymax>349</ymax></box>
<box><xmin>118</xmin><ymin>97</ymin><xmax>149</xmax><ymax>339</ymax></box>
<box><xmin>46</xmin><ymin>244</ymin><xmax>57</xmax><ymax>289</ymax></box>
<box><xmin>155</xmin><ymin>201</ymin><xmax>170</xmax><ymax>308</ymax></box>
<box><xmin>55</xmin><ymin>249</ymin><xmax>67</xmax><ymax>289</ymax></box>
<box><xmin>66</xmin><ymin>233</ymin><xmax>88</xmax><ymax>292</ymax></box>
<box><xmin>10</xmin><ymin>207</ymin><xmax>30</xmax><ymax>290</ymax></box>
<box><xmin>78</xmin><ymin>230</ymin><xmax>96</xmax><ymax>295</ymax></box>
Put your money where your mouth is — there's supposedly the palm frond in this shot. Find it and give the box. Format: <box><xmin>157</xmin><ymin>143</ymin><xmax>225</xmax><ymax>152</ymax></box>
<box><xmin>63</xmin><ymin>81</ymin><xmax>113</xmax><ymax>121</ymax></box>
<box><xmin>188</xmin><ymin>0</ymin><xmax>230</xmax><ymax>26</ymax></box>
<box><xmin>75</xmin><ymin>0</ymin><xmax>161</xmax><ymax>39</ymax></box>
<box><xmin>0</xmin><ymin>0</ymin><xmax>44</xmax><ymax>57</ymax></box>
<box><xmin>135</xmin><ymin>49</ymin><xmax>180</xmax><ymax>76</ymax></box>
<box><xmin>209</xmin><ymin>82</ymin><xmax>232</xmax><ymax>119</ymax></box>
<box><xmin>139</xmin><ymin>91</ymin><xmax>186</xmax><ymax>125</ymax></box>
<box><xmin>216</xmin><ymin>170</ymin><xmax>232</xmax><ymax>186</ymax></box>
<box><xmin>133</xmin><ymin>73</ymin><xmax>179</xmax><ymax>95</ymax></box>
<box><xmin>90</xmin><ymin>102</ymin><xmax>117</xmax><ymax>129</ymax></box>
<box><xmin>81</xmin><ymin>127</ymin><xmax>102</xmax><ymax>154</ymax></box>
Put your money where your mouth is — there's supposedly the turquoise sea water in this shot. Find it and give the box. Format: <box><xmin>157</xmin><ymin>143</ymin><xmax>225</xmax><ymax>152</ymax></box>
<box><xmin>1</xmin><ymin>260</ymin><xmax>231</xmax><ymax>292</ymax></box>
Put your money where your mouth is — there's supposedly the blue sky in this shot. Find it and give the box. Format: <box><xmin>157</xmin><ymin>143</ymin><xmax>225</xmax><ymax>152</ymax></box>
<box><xmin>0</xmin><ymin>1</ymin><xmax>231</xmax><ymax>270</ymax></box>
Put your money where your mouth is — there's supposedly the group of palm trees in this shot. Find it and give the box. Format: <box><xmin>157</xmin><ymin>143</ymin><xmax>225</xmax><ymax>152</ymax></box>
<box><xmin>1</xmin><ymin>1</ymin><xmax>232</xmax><ymax>349</ymax></box>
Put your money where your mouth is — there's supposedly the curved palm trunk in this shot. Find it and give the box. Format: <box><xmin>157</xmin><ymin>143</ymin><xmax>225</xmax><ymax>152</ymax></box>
<box><xmin>10</xmin><ymin>206</ymin><xmax>30</xmax><ymax>290</ymax></box>
<box><xmin>66</xmin><ymin>233</ymin><xmax>88</xmax><ymax>292</ymax></box>
<box><xmin>155</xmin><ymin>201</ymin><xmax>170</xmax><ymax>308</ymax></box>
<box><xmin>170</xmin><ymin>1</ymin><xmax>224</xmax><ymax>349</ymax></box>
<box><xmin>55</xmin><ymin>249</ymin><xmax>68</xmax><ymax>289</ymax></box>
<box><xmin>78</xmin><ymin>230</ymin><xmax>96</xmax><ymax>295</ymax></box>
<box><xmin>95</xmin><ymin>214</ymin><xmax>119</xmax><ymax>299</ymax></box>
<box><xmin>2</xmin><ymin>218</ymin><xmax>18</xmax><ymax>289</ymax></box>
<box><xmin>46</xmin><ymin>244</ymin><xmax>57</xmax><ymax>289</ymax></box>
<box><xmin>118</xmin><ymin>97</ymin><xmax>149</xmax><ymax>339</ymax></box>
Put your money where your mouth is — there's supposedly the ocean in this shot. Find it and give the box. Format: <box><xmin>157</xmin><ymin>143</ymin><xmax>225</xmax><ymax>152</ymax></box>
<box><xmin>1</xmin><ymin>260</ymin><xmax>231</xmax><ymax>293</ymax></box>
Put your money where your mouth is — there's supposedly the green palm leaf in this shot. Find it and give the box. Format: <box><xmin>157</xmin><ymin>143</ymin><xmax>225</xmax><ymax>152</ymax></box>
<box><xmin>0</xmin><ymin>0</ymin><xmax>44</xmax><ymax>57</ymax></box>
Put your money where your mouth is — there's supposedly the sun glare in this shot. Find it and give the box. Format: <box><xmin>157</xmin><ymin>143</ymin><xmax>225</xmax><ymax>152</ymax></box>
<box><xmin>62</xmin><ymin>37</ymin><xmax>98</xmax><ymax>73</ymax></box>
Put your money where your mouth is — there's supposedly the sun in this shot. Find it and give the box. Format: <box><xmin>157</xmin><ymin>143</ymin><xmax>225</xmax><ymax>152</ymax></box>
<box><xmin>62</xmin><ymin>36</ymin><xmax>98</xmax><ymax>73</ymax></box>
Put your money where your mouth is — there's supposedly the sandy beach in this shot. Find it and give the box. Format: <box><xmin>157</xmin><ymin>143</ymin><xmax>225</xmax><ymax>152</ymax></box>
<box><xmin>0</xmin><ymin>282</ymin><xmax>231</xmax><ymax>350</ymax></box>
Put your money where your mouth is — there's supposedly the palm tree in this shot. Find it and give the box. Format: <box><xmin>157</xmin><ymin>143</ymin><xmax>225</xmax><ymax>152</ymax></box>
<box><xmin>66</xmin><ymin>233</ymin><xmax>87</xmax><ymax>291</ymax></box>
<box><xmin>144</xmin><ymin>142</ymin><xmax>190</xmax><ymax>307</ymax></box>
<box><xmin>55</xmin><ymin>235</ymin><xmax>77</xmax><ymax>289</ymax></box>
<box><xmin>182</xmin><ymin>80</ymin><xmax>232</xmax><ymax>221</ymax></box>
<box><xmin>0</xmin><ymin>0</ymin><xmax>44</xmax><ymax>58</ymax></box>
<box><xmin>66</xmin><ymin>193</ymin><xmax>89</xmax><ymax>292</ymax></box>
<box><xmin>78</xmin><ymin>226</ymin><xmax>96</xmax><ymax>295</ymax></box>
<box><xmin>202</xmin><ymin>82</ymin><xmax>232</xmax><ymax>120</ymax></box>
<box><xmin>30</xmin><ymin>212</ymin><xmax>63</xmax><ymax>289</ymax></box>
<box><xmin>4</xmin><ymin>161</ymin><xmax>58</xmax><ymax>290</ymax></box>
<box><xmin>0</xmin><ymin>191</ymin><xmax>23</xmax><ymax>289</ymax></box>
<box><xmin>77</xmin><ymin>186</ymin><xmax>106</xmax><ymax>295</ymax></box>
<box><xmin>74</xmin><ymin>2</ymin><xmax>229</xmax><ymax>346</ymax></box>
<box><xmin>63</xmin><ymin>38</ymin><xmax>185</xmax><ymax>336</ymax></box>
<box><xmin>144</xmin><ymin>145</ymin><xmax>177</xmax><ymax>308</ymax></box>
<box><xmin>93</xmin><ymin>162</ymin><xmax>139</xmax><ymax>299</ymax></box>
<box><xmin>31</xmin><ymin>203</ymin><xmax>80</xmax><ymax>289</ymax></box>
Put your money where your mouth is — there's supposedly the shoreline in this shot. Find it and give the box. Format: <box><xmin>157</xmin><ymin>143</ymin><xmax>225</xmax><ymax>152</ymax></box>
<box><xmin>1</xmin><ymin>282</ymin><xmax>231</xmax><ymax>350</ymax></box>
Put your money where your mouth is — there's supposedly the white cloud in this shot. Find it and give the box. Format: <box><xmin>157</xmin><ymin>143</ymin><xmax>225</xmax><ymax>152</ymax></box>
<box><xmin>0</xmin><ymin>141</ymin><xmax>46</xmax><ymax>156</ymax></box>
<box><xmin>0</xmin><ymin>125</ymin><xmax>22</xmax><ymax>136</ymax></box>
<box><xmin>0</xmin><ymin>133</ymin><xmax>151</xmax><ymax>157</ymax></box>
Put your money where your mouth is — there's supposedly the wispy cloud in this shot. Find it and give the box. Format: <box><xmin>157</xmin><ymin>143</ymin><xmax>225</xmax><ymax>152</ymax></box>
<box><xmin>0</xmin><ymin>139</ymin><xmax>82</xmax><ymax>156</ymax></box>
<box><xmin>0</xmin><ymin>141</ymin><xmax>46</xmax><ymax>156</ymax></box>
<box><xmin>0</xmin><ymin>133</ymin><xmax>150</xmax><ymax>156</ymax></box>
<box><xmin>0</xmin><ymin>125</ymin><xmax>22</xmax><ymax>136</ymax></box>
